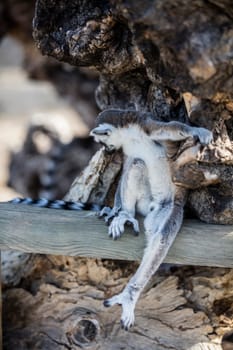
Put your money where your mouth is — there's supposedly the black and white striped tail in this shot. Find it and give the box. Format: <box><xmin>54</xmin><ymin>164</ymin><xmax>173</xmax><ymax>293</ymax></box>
<box><xmin>9</xmin><ymin>197</ymin><xmax>100</xmax><ymax>211</ymax></box>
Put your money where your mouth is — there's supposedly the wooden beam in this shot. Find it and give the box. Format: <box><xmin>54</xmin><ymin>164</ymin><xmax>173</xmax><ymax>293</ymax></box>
<box><xmin>0</xmin><ymin>203</ymin><xmax>232</xmax><ymax>267</ymax></box>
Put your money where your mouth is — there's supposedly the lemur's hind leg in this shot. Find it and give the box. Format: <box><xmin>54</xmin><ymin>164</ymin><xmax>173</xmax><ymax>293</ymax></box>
<box><xmin>108</xmin><ymin>158</ymin><xmax>150</xmax><ymax>240</ymax></box>
<box><xmin>104</xmin><ymin>198</ymin><xmax>184</xmax><ymax>329</ymax></box>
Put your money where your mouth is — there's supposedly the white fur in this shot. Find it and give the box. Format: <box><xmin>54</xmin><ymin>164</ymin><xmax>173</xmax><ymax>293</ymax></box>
<box><xmin>93</xmin><ymin>124</ymin><xmax>175</xmax><ymax>202</ymax></box>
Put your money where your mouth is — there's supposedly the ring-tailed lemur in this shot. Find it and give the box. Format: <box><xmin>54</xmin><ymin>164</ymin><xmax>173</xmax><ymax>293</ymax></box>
<box><xmin>8</xmin><ymin>109</ymin><xmax>212</xmax><ymax>330</ymax></box>
<box><xmin>90</xmin><ymin>109</ymin><xmax>213</xmax><ymax>330</ymax></box>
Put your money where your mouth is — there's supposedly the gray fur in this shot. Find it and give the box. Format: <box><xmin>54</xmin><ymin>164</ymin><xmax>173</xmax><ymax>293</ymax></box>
<box><xmin>91</xmin><ymin>111</ymin><xmax>213</xmax><ymax>330</ymax></box>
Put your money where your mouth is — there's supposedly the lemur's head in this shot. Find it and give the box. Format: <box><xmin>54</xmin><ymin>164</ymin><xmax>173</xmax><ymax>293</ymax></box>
<box><xmin>90</xmin><ymin>109</ymin><xmax>150</xmax><ymax>152</ymax></box>
<box><xmin>90</xmin><ymin>123</ymin><xmax>121</xmax><ymax>152</ymax></box>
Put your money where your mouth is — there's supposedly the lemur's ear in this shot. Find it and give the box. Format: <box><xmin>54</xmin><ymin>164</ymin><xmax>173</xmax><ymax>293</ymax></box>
<box><xmin>90</xmin><ymin>124</ymin><xmax>113</xmax><ymax>136</ymax></box>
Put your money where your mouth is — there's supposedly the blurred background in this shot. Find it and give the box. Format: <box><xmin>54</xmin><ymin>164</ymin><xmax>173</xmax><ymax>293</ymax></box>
<box><xmin>0</xmin><ymin>32</ymin><xmax>100</xmax><ymax>202</ymax></box>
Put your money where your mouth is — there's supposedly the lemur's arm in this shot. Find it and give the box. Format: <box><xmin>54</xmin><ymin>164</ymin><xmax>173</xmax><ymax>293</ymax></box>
<box><xmin>100</xmin><ymin>157</ymin><xmax>145</xmax><ymax>239</ymax></box>
<box><xmin>146</xmin><ymin>120</ymin><xmax>213</xmax><ymax>144</ymax></box>
<box><xmin>95</xmin><ymin>109</ymin><xmax>213</xmax><ymax>144</ymax></box>
<box><xmin>99</xmin><ymin>178</ymin><xmax>122</xmax><ymax>223</ymax></box>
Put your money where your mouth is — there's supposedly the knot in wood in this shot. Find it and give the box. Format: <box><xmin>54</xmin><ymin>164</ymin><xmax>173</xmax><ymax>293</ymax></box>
<box><xmin>70</xmin><ymin>319</ymin><xmax>99</xmax><ymax>345</ymax></box>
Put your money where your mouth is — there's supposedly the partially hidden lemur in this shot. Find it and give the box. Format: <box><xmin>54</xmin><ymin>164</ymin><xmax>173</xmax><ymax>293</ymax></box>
<box><xmin>90</xmin><ymin>109</ymin><xmax>213</xmax><ymax>330</ymax></box>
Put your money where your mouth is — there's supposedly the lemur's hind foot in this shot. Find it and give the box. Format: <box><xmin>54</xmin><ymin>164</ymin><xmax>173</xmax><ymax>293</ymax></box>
<box><xmin>104</xmin><ymin>289</ymin><xmax>136</xmax><ymax>330</ymax></box>
<box><xmin>108</xmin><ymin>211</ymin><xmax>139</xmax><ymax>239</ymax></box>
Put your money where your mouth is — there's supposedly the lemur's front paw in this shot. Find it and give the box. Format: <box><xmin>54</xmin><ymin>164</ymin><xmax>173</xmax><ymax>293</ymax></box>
<box><xmin>104</xmin><ymin>292</ymin><xmax>135</xmax><ymax>330</ymax></box>
<box><xmin>99</xmin><ymin>206</ymin><xmax>120</xmax><ymax>223</ymax></box>
<box><xmin>108</xmin><ymin>212</ymin><xmax>139</xmax><ymax>240</ymax></box>
<box><xmin>192</xmin><ymin>127</ymin><xmax>213</xmax><ymax>145</ymax></box>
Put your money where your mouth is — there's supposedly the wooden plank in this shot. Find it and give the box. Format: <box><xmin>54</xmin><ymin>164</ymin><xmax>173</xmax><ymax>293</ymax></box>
<box><xmin>0</xmin><ymin>203</ymin><xmax>232</xmax><ymax>267</ymax></box>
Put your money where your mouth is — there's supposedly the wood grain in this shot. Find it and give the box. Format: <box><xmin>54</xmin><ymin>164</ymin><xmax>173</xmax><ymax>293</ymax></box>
<box><xmin>0</xmin><ymin>203</ymin><xmax>232</xmax><ymax>267</ymax></box>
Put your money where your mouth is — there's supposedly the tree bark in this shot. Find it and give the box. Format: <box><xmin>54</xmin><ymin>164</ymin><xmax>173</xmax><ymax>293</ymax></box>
<box><xmin>33</xmin><ymin>0</ymin><xmax>233</xmax><ymax>224</ymax></box>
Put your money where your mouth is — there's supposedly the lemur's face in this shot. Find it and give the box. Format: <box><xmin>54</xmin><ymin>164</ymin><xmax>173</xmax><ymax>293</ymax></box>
<box><xmin>90</xmin><ymin>123</ymin><xmax>121</xmax><ymax>152</ymax></box>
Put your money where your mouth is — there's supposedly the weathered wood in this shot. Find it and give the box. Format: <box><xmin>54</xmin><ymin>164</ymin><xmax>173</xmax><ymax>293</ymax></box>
<box><xmin>3</xmin><ymin>272</ymin><xmax>223</xmax><ymax>350</ymax></box>
<box><xmin>32</xmin><ymin>0</ymin><xmax>233</xmax><ymax>226</ymax></box>
<box><xmin>0</xmin><ymin>203</ymin><xmax>232</xmax><ymax>267</ymax></box>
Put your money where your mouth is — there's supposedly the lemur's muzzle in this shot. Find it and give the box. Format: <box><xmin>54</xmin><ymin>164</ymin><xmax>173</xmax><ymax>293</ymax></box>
<box><xmin>90</xmin><ymin>126</ymin><xmax>111</xmax><ymax>136</ymax></box>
